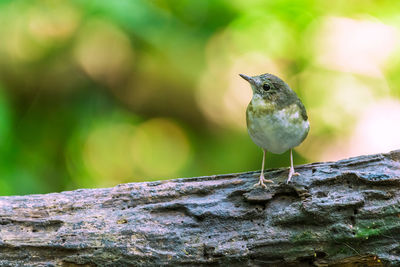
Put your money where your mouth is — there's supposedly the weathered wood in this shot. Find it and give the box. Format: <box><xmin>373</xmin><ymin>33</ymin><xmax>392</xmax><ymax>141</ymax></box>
<box><xmin>1</xmin><ymin>150</ymin><xmax>400</xmax><ymax>266</ymax></box>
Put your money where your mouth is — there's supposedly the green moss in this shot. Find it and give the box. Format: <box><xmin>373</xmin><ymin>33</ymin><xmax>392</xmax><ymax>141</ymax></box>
<box><xmin>355</xmin><ymin>227</ymin><xmax>381</xmax><ymax>238</ymax></box>
<box><xmin>355</xmin><ymin>218</ymin><xmax>400</xmax><ymax>239</ymax></box>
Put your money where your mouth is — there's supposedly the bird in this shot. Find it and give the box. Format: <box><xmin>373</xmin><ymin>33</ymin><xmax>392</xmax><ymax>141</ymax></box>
<box><xmin>239</xmin><ymin>73</ymin><xmax>310</xmax><ymax>188</ymax></box>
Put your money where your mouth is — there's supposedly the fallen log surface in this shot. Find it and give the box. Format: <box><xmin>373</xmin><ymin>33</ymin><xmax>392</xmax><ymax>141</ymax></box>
<box><xmin>1</xmin><ymin>150</ymin><xmax>400</xmax><ymax>266</ymax></box>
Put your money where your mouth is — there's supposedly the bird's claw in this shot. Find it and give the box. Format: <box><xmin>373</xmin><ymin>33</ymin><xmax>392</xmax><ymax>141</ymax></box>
<box><xmin>286</xmin><ymin>168</ymin><xmax>300</xmax><ymax>184</ymax></box>
<box><xmin>253</xmin><ymin>176</ymin><xmax>274</xmax><ymax>188</ymax></box>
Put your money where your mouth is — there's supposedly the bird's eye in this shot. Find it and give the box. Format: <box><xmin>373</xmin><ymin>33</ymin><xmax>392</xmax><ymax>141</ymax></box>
<box><xmin>262</xmin><ymin>83</ymin><xmax>271</xmax><ymax>91</ymax></box>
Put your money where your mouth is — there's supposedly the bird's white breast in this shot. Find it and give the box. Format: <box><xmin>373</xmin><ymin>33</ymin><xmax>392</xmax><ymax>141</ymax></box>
<box><xmin>247</xmin><ymin>97</ymin><xmax>309</xmax><ymax>154</ymax></box>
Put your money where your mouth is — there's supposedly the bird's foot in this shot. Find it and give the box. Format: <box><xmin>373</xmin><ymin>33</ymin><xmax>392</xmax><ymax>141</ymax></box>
<box><xmin>286</xmin><ymin>168</ymin><xmax>300</xmax><ymax>184</ymax></box>
<box><xmin>253</xmin><ymin>174</ymin><xmax>274</xmax><ymax>188</ymax></box>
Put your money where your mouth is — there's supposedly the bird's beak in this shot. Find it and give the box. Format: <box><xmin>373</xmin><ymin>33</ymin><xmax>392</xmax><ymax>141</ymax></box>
<box><xmin>239</xmin><ymin>74</ymin><xmax>255</xmax><ymax>85</ymax></box>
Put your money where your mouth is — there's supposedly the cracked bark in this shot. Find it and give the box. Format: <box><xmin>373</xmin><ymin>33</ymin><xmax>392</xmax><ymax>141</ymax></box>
<box><xmin>1</xmin><ymin>150</ymin><xmax>400</xmax><ymax>266</ymax></box>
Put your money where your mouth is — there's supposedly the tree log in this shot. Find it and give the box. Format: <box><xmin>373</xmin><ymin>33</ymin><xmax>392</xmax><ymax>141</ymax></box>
<box><xmin>1</xmin><ymin>150</ymin><xmax>400</xmax><ymax>266</ymax></box>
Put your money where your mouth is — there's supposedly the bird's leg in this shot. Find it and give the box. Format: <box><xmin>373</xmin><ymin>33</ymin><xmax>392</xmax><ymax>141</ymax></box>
<box><xmin>287</xmin><ymin>149</ymin><xmax>300</xmax><ymax>183</ymax></box>
<box><xmin>254</xmin><ymin>149</ymin><xmax>274</xmax><ymax>188</ymax></box>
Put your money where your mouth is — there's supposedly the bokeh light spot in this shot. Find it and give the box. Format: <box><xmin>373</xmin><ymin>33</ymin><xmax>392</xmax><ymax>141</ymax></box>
<box><xmin>74</xmin><ymin>19</ymin><xmax>134</xmax><ymax>87</ymax></box>
<box><xmin>321</xmin><ymin>99</ymin><xmax>400</xmax><ymax>161</ymax></box>
<box><xmin>130</xmin><ymin>118</ymin><xmax>190</xmax><ymax>179</ymax></box>
<box><xmin>83</xmin><ymin>122</ymin><xmax>136</xmax><ymax>187</ymax></box>
<box><xmin>314</xmin><ymin>16</ymin><xmax>400</xmax><ymax>76</ymax></box>
<box><xmin>0</xmin><ymin>2</ymin><xmax>80</xmax><ymax>62</ymax></box>
<box><xmin>350</xmin><ymin>99</ymin><xmax>400</xmax><ymax>155</ymax></box>
<box><xmin>27</xmin><ymin>3</ymin><xmax>80</xmax><ymax>42</ymax></box>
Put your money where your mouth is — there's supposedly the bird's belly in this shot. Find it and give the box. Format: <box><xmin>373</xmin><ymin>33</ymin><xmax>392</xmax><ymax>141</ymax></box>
<box><xmin>247</xmin><ymin>109</ymin><xmax>309</xmax><ymax>154</ymax></box>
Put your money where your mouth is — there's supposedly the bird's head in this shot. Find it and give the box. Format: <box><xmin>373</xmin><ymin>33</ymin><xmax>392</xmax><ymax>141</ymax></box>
<box><xmin>239</xmin><ymin>73</ymin><xmax>290</xmax><ymax>96</ymax></box>
<box><xmin>239</xmin><ymin>73</ymin><xmax>298</xmax><ymax>108</ymax></box>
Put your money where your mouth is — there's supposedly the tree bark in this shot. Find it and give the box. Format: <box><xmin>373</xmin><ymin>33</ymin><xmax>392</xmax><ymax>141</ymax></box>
<box><xmin>1</xmin><ymin>150</ymin><xmax>400</xmax><ymax>266</ymax></box>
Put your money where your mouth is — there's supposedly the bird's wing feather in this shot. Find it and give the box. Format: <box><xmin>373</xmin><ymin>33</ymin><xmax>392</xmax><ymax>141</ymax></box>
<box><xmin>295</xmin><ymin>99</ymin><xmax>308</xmax><ymax>121</ymax></box>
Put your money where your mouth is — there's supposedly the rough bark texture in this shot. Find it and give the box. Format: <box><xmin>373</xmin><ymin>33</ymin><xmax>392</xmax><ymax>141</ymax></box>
<box><xmin>1</xmin><ymin>150</ymin><xmax>400</xmax><ymax>266</ymax></box>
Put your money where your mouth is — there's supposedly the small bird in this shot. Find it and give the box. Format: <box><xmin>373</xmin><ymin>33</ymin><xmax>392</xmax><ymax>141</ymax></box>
<box><xmin>240</xmin><ymin>73</ymin><xmax>310</xmax><ymax>187</ymax></box>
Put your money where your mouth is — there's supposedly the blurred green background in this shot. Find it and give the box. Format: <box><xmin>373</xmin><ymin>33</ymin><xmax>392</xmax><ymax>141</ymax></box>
<box><xmin>1</xmin><ymin>0</ymin><xmax>400</xmax><ymax>195</ymax></box>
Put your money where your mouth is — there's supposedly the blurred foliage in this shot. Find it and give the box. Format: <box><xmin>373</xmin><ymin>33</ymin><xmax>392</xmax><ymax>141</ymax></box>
<box><xmin>0</xmin><ymin>0</ymin><xmax>400</xmax><ymax>195</ymax></box>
